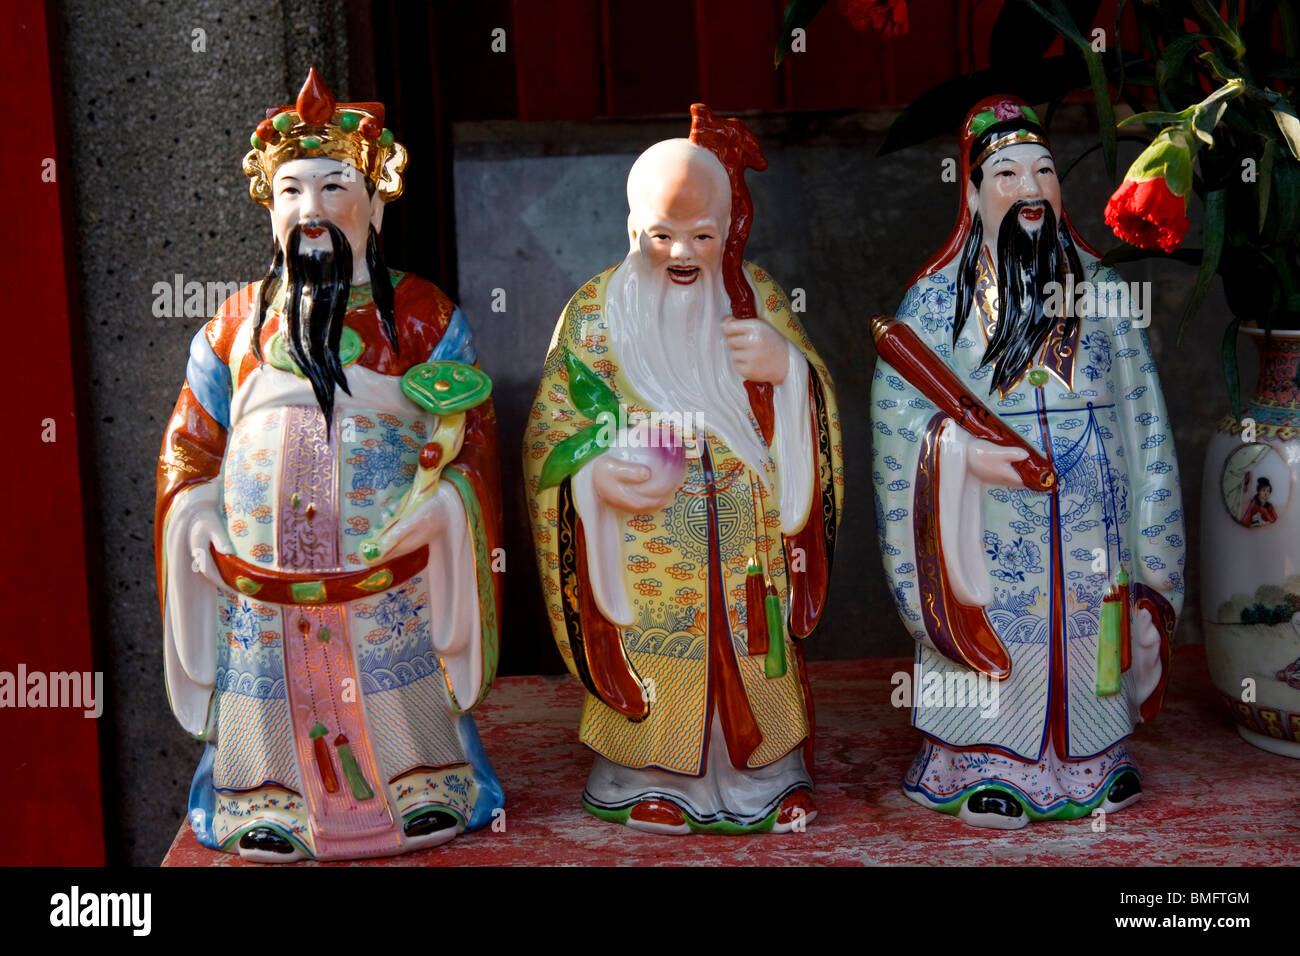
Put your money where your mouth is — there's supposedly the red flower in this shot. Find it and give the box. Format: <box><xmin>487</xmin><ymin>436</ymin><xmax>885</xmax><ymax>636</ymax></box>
<box><xmin>839</xmin><ymin>0</ymin><xmax>909</xmax><ymax>37</ymax></box>
<box><xmin>1104</xmin><ymin>176</ymin><xmax>1191</xmax><ymax>253</ymax></box>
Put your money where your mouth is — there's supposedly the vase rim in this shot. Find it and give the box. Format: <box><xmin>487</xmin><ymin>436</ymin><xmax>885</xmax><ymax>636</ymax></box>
<box><xmin>1241</xmin><ymin>325</ymin><xmax>1300</xmax><ymax>340</ymax></box>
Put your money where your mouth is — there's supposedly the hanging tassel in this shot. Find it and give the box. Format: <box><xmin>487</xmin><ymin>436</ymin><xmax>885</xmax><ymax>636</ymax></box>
<box><xmin>310</xmin><ymin>722</ymin><xmax>338</xmax><ymax>794</ymax></box>
<box><xmin>1097</xmin><ymin>585</ymin><xmax>1123</xmax><ymax>697</ymax></box>
<box><xmin>1117</xmin><ymin>568</ymin><xmax>1132</xmax><ymax>673</ymax></box>
<box><xmin>334</xmin><ymin>734</ymin><xmax>375</xmax><ymax>802</ymax></box>
<box><xmin>764</xmin><ymin>581</ymin><xmax>786</xmax><ymax>679</ymax></box>
<box><xmin>746</xmin><ymin>558</ymin><xmax>768</xmax><ymax>655</ymax></box>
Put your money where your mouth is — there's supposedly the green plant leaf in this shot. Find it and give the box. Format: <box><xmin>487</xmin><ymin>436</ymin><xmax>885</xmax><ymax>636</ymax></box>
<box><xmin>1221</xmin><ymin>314</ymin><xmax>1242</xmax><ymax>415</ymax></box>
<box><xmin>539</xmin><ymin>421</ymin><xmax>611</xmax><ymax>490</ymax></box>
<box><xmin>1178</xmin><ymin>188</ymin><xmax>1226</xmax><ymax>343</ymax></box>
<box><xmin>1196</xmin><ymin>48</ymin><xmax>1241</xmax><ymax>87</ymax></box>
<box><xmin>1261</xmin><ymin>155</ymin><xmax>1300</xmax><ymax>244</ymax></box>
<box><xmin>1023</xmin><ymin>0</ymin><xmax>1118</xmax><ymax>180</ymax></box>
<box><xmin>1156</xmin><ymin>34</ymin><xmax>1211</xmax><ymax>103</ymax></box>
<box><xmin>1187</xmin><ymin>0</ymin><xmax>1246</xmax><ymax>59</ymax></box>
<box><xmin>1087</xmin><ymin>52</ymin><xmax>1119</xmax><ymax>181</ymax></box>
<box><xmin>1189</xmin><ymin>76</ymin><xmax>1245</xmax><ymax>145</ymax></box>
<box><xmin>564</xmin><ymin>348</ymin><xmax>619</xmax><ymax>422</ymax></box>
<box><xmin>1114</xmin><ymin>0</ymin><xmax>1131</xmax><ymax>90</ymax></box>
<box><xmin>1117</xmin><ymin>109</ymin><xmax>1192</xmax><ymax>128</ymax></box>
<box><xmin>775</xmin><ymin>0</ymin><xmax>828</xmax><ymax>67</ymax></box>
<box><xmin>1270</xmin><ymin>101</ymin><xmax>1300</xmax><ymax>160</ymax></box>
<box><xmin>1190</xmin><ymin>106</ymin><xmax>1223</xmax><ymax>146</ymax></box>
<box><xmin>1258</xmin><ymin>139</ymin><xmax>1276</xmax><ymax>235</ymax></box>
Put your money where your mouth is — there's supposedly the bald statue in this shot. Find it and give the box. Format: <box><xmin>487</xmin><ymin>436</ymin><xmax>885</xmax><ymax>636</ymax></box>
<box><xmin>523</xmin><ymin>112</ymin><xmax>843</xmax><ymax>835</ymax></box>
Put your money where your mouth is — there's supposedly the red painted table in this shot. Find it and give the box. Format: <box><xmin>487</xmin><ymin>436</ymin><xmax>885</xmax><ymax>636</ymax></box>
<box><xmin>162</xmin><ymin>646</ymin><xmax>1299</xmax><ymax>866</ymax></box>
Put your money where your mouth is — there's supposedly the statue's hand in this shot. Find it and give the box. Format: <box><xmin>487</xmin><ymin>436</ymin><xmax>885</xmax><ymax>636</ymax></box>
<box><xmin>1133</xmin><ymin>606</ymin><xmax>1163</xmax><ymax>708</ymax></box>
<box><xmin>723</xmin><ymin>317</ymin><xmax>789</xmax><ymax>385</ymax></box>
<box><xmin>373</xmin><ymin>483</ymin><xmax>458</xmax><ymax>560</ymax></box>
<box><xmin>189</xmin><ymin>511</ymin><xmax>234</xmax><ymax>586</ymax></box>
<box><xmin>964</xmin><ymin>434</ymin><xmax>1029</xmax><ymax>487</ymax></box>
<box><xmin>591</xmin><ymin>446</ymin><xmax>682</xmax><ymax>513</ymax></box>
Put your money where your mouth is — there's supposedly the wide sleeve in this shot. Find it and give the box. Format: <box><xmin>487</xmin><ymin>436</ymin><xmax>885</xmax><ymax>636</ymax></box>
<box><xmin>1103</xmin><ymin>267</ymin><xmax>1185</xmax><ymax>719</ymax></box>
<box><xmin>871</xmin><ymin>350</ymin><xmax>945</xmax><ymax>653</ymax></box>
<box><xmin>1105</xmin><ymin>269</ymin><xmax>1186</xmax><ymax>614</ymax></box>
<box><xmin>523</xmin><ymin>294</ymin><xmax>589</xmax><ymax>683</ymax></box>
<box><xmin>155</xmin><ymin>324</ymin><xmax>231</xmax><ymax>737</ymax></box>
<box><xmin>743</xmin><ymin>264</ymin><xmax>844</xmax><ymax>638</ymax></box>
<box><xmin>520</xmin><ymin>272</ymin><xmax>651</xmax><ymax>719</ymax></box>
<box><xmin>425</xmin><ymin>305</ymin><xmax>504</xmax><ymax>712</ymax></box>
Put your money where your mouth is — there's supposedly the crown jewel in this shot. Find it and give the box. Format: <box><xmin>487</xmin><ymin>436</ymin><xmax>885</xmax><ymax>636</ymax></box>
<box><xmin>242</xmin><ymin>67</ymin><xmax>408</xmax><ymax>206</ymax></box>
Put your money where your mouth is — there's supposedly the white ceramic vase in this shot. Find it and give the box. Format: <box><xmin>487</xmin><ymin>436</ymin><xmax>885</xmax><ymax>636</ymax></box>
<box><xmin>1201</xmin><ymin>327</ymin><xmax>1300</xmax><ymax>757</ymax></box>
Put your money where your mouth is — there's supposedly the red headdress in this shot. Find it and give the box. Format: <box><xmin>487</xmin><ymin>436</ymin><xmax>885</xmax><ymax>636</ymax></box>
<box><xmin>906</xmin><ymin>94</ymin><xmax>1099</xmax><ymax>289</ymax></box>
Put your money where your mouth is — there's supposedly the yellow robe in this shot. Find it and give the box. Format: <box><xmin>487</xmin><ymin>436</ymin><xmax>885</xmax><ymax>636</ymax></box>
<box><xmin>523</xmin><ymin>262</ymin><xmax>843</xmax><ymax>774</ymax></box>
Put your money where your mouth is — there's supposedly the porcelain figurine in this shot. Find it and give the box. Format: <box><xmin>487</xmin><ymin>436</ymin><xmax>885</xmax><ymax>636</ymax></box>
<box><xmin>522</xmin><ymin>105</ymin><xmax>843</xmax><ymax>834</ymax></box>
<box><xmin>870</xmin><ymin>96</ymin><xmax>1185</xmax><ymax>828</ymax></box>
<box><xmin>155</xmin><ymin>69</ymin><xmax>504</xmax><ymax>861</ymax></box>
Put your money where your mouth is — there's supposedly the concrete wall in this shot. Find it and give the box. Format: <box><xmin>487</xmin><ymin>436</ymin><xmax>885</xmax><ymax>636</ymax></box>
<box><xmin>57</xmin><ymin>4</ymin><xmax>1231</xmax><ymax>864</ymax></box>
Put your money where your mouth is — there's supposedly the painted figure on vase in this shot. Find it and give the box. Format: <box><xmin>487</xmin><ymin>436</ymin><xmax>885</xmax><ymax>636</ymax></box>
<box><xmin>523</xmin><ymin>105</ymin><xmax>843</xmax><ymax>834</ymax></box>
<box><xmin>1242</xmin><ymin>477</ymin><xmax>1277</xmax><ymax>526</ymax></box>
<box><xmin>155</xmin><ymin>69</ymin><xmax>504</xmax><ymax>861</ymax></box>
<box><xmin>870</xmin><ymin>96</ymin><xmax>1184</xmax><ymax>828</ymax></box>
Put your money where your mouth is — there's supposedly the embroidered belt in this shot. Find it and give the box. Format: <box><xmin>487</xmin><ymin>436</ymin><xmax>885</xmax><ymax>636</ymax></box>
<box><xmin>209</xmin><ymin>543</ymin><xmax>429</xmax><ymax>605</ymax></box>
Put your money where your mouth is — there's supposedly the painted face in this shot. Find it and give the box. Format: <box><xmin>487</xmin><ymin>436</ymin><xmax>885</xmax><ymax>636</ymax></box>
<box><xmin>269</xmin><ymin>157</ymin><xmax>380</xmax><ymax>273</ymax></box>
<box><xmin>971</xmin><ymin>144</ymin><xmax>1062</xmax><ymax>247</ymax></box>
<box><xmin>630</xmin><ymin>159</ymin><xmax>725</xmax><ymax>286</ymax></box>
<box><xmin>1260</xmin><ymin>485</ymin><xmax>1272</xmax><ymax>502</ymax></box>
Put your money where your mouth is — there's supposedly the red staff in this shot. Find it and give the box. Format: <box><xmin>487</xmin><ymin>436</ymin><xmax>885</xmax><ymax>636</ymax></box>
<box><xmin>689</xmin><ymin>104</ymin><xmax>789</xmax><ymax>684</ymax></box>
<box><xmin>689</xmin><ymin>103</ymin><xmax>776</xmax><ymax>444</ymax></box>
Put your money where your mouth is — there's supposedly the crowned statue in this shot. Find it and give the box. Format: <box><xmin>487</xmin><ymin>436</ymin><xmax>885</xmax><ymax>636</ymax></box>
<box><xmin>871</xmin><ymin>96</ymin><xmax>1185</xmax><ymax>828</ymax></box>
<box><xmin>155</xmin><ymin>69</ymin><xmax>504</xmax><ymax>861</ymax></box>
<box><xmin>523</xmin><ymin>106</ymin><xmax>843</xmax><ymax>834</ymax></box>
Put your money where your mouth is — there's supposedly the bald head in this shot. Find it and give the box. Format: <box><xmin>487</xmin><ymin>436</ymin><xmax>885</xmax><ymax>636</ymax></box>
<box><xmin>627</xmin><ymin>140</ymin><xmax>730</xmax><ymax>237</ymax></box>
<box><xmin>624</xmin><ymin>139</ymin><xmax>730</xmax><ymax>284</ymax></box>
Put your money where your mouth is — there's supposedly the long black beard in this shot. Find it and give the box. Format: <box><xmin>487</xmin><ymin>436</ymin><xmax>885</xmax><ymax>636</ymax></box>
<box><xmin>283</xmin><ymin>220</ymin><xmax>353</xmax><ymax>429</ymax></box>
<box><xmin>249</xmin><ymin>224</ymin><xmax>400</xmax><ymax>431</ymax></box>
<box><xmin>953</xmin><ymin>200</ymin><xmax>1082</xmax><ymax>395</ymax></box>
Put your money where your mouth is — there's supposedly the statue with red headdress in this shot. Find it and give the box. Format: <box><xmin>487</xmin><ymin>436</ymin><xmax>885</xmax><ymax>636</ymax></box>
<box><xmin>871</xmin><ymin>96</ymin><xmax>1185</xmax><ymax>828</ymax></box>
<box><xmin>155</xmin><ymin>69</ymin><xmax>504</xmax><ymax>860</ymax></box>
<box><xmin>522</xmin><ymin>107</ymin><xmax>843</xmax><ymax>834</ymax></box>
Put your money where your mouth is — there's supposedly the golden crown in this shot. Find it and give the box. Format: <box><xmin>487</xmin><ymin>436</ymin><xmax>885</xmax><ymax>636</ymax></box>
<box><xmin>242</xmin><ymin>67</ymin><xmax>408</xmax><ymax>206</ymax></box>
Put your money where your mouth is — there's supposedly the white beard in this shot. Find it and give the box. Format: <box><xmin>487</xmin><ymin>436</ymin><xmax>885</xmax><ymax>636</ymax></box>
<box><xmin>605</xmin><ymin>249</ymin><xmax>771</xmax><ymax>482</ymax></box>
